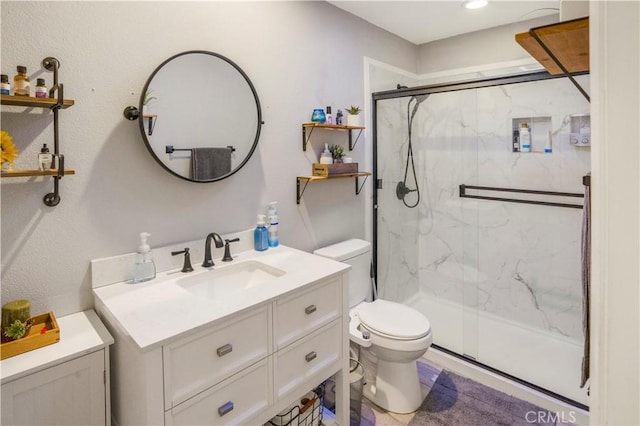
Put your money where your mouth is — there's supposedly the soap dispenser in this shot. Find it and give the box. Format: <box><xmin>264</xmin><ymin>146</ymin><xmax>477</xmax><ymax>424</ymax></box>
<box><xmin>132</xmin><ymin>232</ymin><xmax>156</xmax><ymax>283</ymax></box>
<box><xmin>254</xmin><ymin>215</ymin><xmax>269</xmax><ymax>251</ymax></box>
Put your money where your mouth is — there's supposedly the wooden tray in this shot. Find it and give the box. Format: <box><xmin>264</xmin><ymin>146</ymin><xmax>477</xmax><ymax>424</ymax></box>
<box><xmin>312</xmin><ymin>162</ymin><xmax>358</xmax><ymax>177</ymax></box>
<box><xmin>0</xmin><ymin>312</ymin><xmax>60</xmax><ymax>360</ymax></box>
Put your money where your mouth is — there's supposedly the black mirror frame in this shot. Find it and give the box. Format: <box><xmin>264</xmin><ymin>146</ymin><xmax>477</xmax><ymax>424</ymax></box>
<box><xmin>139</xmin><ymin>50</ymin><xmax>263</xmax><ymax>183</ymax></box>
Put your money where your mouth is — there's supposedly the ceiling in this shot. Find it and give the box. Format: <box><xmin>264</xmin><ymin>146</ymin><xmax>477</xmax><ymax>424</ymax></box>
<box><xmin>328</xmin><ymin>1</ymin><xmax>560</xmax><ymax>45</ymax></box>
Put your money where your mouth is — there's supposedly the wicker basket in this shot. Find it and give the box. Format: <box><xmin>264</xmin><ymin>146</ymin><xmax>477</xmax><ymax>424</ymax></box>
<box><xmin>266</xmin><ymin>384</ymin><xmax>324</xmax><ymax>426</ymax></box>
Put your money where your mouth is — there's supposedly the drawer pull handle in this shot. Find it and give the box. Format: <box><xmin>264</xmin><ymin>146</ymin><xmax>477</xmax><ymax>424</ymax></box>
<box><xmin>305</xmin><ymin>305</ymin><xmax>317</xmax><ymax>315</ymax></box>
<box><xmin>217</xmin><ymin>344</ymin><xmax>233</xmax><ymax>357</ymax></box>
<box><xmin>305</xmin><ymin>351</ymin><xmax>317</xmax><ymax>362</ymax></box>
<box><xmin>218</xmin><ymin>401</ymin><xmax>234</xmax><ymax>417</ymax></box>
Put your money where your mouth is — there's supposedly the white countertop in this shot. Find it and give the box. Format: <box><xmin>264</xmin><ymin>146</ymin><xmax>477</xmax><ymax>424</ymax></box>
<box><xmin>93</xmin><ymin>245</ymin><xmax>349</xmax><ymax>352</ymax></box>
<box><xmin>1</xmin><ymin>310</ymin><xmax>114</xmax><ymax>384</ymax></box>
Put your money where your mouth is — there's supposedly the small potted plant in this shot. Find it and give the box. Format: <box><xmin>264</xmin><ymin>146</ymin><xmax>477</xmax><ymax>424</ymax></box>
<box><xmin>329</xmin><ymin>144</ymin><xmax>345</xmax><ymax>163</ymax></box>
<box><xmin>346</xmin><ymin>105</ymin><xmax>361</xmax><ymax>127</ymax></box>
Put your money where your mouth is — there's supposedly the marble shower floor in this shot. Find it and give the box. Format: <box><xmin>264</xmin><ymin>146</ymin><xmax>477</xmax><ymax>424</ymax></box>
<box><xmin>357</xmin><ymin>358</ymin><xmax>581</xmax><ymax>426</ymax></box>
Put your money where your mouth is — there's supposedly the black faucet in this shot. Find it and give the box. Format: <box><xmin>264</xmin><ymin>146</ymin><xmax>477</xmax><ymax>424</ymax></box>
<box><xmin>171</xmin><ymin>248</ymin><xmax>194</xmax><ymax>273</ymax></box>
<box><xmin>222</xmin><ymin>238</ymin><xmax>240</xmax><ymax>262</ymax></box>
<box><xmin>203</xmin><ymin>233</ymin><xmax>224</xmax><ymax>267</ymax></box>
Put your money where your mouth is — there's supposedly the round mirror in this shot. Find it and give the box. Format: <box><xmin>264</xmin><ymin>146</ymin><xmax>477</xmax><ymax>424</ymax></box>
<box><xmin>139</xmin><ymin>51</ymin><xmax>262</xmax><ymax>182</ymax></box>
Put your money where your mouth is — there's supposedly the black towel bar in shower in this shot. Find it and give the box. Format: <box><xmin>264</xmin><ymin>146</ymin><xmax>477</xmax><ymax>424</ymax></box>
<box><xmin>165</xmin><ymin>145</ymin><xmax>235</xmax><ymax>154</ymax></box>
<box><xmin>459</xmin><ymin>184</ymin><xmax>584</xmax><ymax>209</ymax></box>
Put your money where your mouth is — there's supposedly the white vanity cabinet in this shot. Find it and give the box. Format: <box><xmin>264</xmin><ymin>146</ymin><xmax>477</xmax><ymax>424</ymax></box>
<box><xmin>94</xmin><ymin>251</ymin><xmax>350</xmax><ymax>426</ymax></box>
<box><xmin>0</xmin><ymin>310</ymin><xmax>114</xmax><ymax>426</ymax></box>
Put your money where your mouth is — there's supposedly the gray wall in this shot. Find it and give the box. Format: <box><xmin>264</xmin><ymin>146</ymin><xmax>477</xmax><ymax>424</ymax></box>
<box><xmin>1</xmin><ymin>1</ymin><xmax>417</xmax><ymax>317</ymax></box>
<box><xmin>417</xmin><ymin>15</ymin><xmax>558</xmax><ymax>74</ymax></box>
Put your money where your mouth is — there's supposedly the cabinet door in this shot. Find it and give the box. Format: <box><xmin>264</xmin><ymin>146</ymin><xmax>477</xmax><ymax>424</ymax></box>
<box><xmin>1</xmin><ymin>350</ymin><xmax>106</xmax><ymax>426</ymax></box>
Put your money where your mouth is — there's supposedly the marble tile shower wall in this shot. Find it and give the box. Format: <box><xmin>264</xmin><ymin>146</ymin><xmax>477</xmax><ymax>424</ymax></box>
<box><xmin>377</xmin><ymin>76</ymin><xmax>590</xmax><ymax>342</ymax></box>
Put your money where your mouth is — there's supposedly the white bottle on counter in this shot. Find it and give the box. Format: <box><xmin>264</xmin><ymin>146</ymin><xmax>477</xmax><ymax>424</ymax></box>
<box><xmin>519</xmin><ymin>123</ymin><xmax>531</xmax><ymax>152</ymax></box>
<box><xmin>267</xmin><ymin>201</ymin><xmax>279</xmax><ymax>247</ymax></box>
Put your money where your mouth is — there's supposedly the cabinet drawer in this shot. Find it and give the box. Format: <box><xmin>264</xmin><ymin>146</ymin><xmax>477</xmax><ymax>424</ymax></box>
<box><xmin>166</xmin><ymin>358</ymin><xmax>270</xmax><ymax>426</ymax></box>
<box><xmin>274</xmin><ymin>277</ymin><xmax>341</xmax><ymax>349</ymax></box>
<box><xmin>274</xmin><ymin>319</ymin><xmax>342</xmax><ymax>401</ymax></box>
<box><xmin>164</xmin><ymin>306</ymin><xmax>270</xmax><ymax>408</ymax></box>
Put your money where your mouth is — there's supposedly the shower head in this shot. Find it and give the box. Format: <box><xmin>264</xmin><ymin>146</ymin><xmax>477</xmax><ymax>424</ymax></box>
<box><xmin>413</xmin><ymin>94</ymin><xmax>430</xmax><ymax>105</ymax></box>
<box><xmin>409</xmin><ymin>93</ymin><xmax>430</xmax><ymax>121</ymax></box>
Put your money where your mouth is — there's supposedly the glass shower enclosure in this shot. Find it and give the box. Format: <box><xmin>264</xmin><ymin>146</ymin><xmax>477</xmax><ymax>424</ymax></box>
<box><xmin>372</xmin><ymin>71</ymin><xmax>590</xmax><ymax>407</ymax></box>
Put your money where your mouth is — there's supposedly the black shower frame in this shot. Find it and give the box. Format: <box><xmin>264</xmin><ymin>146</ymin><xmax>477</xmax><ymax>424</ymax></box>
<box><xmin>370</xmin><ymin>70</ymin><xmax>589</xmax><ymax>411</ymax></box>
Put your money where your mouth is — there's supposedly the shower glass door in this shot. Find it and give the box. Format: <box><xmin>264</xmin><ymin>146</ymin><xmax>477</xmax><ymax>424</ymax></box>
<box><xmin>375</xmin><ymin>88</ymin><xmax>480</xmax><ymax>360</ymax></box>
<box><xmin>373</xmin><ymin>73</ymin><xmax>590</xmax><ymax>407</ymax></box>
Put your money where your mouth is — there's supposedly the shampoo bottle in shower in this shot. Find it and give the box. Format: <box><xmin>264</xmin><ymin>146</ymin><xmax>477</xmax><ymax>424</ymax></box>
<box><xmin>519</xmin><ymin>123</ymin><xmax>531</xmax><ymax>152</ymax></box>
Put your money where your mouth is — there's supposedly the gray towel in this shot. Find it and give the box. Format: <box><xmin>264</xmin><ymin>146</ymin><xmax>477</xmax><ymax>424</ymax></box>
<box><xmin>190</xmin><ymin>147</ymin><xmax>232</xmax><ymax>180</ymax></box>
<box><xmin>580</xmin><ymin>173</ymin><xmax>591</xmax><ymax>388</ymax></box>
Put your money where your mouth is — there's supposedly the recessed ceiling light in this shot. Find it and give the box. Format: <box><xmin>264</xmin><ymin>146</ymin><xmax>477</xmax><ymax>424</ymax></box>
<box><xmin>464</xmin><ymin>0</ymin><xmax>488</xmax><ymax>10</ymax></box>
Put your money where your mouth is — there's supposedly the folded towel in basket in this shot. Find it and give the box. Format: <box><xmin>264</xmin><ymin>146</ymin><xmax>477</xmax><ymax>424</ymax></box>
<box><xmin>190</xmin><ymin>147</ymin><xmax>232</xmax><ymax>180</ymax></box>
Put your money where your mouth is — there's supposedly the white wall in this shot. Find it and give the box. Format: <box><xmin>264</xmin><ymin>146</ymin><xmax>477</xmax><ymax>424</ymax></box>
<box><xmin>417</xmin><ymin>15</ymin><xmax>558</xmax><ymax>74</ymax></box>
<box><xmin>0</xmin><ymin>1</ymin><xmax>417</xmax><ymax>317</ymax></box>
<box><xmin>590</xmin><ymin>1</ymin><xmax>640</xmax><ymax>424</ymax></box>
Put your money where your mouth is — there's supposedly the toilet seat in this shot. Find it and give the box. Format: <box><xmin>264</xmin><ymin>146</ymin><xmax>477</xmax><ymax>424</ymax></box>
<box><xmin>355</xmin><ymin>299</ymin><xmax>431</xmax><ymax>341</ymax></box>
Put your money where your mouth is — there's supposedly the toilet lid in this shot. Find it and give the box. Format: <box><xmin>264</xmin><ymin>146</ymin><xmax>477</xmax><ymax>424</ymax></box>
<box><xmin>357</xmin><ymin>299</ymin><xmax>431</xmax><ymax>339</ymax></box>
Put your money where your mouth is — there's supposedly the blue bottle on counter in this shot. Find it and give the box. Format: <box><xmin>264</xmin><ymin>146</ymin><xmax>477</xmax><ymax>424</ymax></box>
<box><xmin>254</xmin><ymin>215</ymin><xmax>269</xmax><ymax>251</ymax></box>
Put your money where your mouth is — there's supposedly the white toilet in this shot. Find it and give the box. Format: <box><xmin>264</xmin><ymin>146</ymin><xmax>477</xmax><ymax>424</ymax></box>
<box><xmin>314</xmin><ymin>239</ymin><xmax>432</xmax><ymax>414</ymax></box>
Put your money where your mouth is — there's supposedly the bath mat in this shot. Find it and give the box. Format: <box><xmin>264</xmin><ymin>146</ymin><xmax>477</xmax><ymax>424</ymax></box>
<box><xmin>408</xmin><ymin>370</ymin><xmax>556</xmax><ymax>426</ymax></box>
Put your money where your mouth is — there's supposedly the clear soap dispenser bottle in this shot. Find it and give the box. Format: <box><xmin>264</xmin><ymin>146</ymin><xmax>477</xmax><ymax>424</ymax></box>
<box><xmin>132</xmin><ymin>232</ymin><xmax>156</xmax><ymax>283</ymax></box>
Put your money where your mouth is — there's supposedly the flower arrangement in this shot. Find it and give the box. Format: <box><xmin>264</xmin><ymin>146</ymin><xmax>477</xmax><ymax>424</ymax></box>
<box><xmin>1</xmin><ymin>130</ymin><xmax>19</xmax><ymax>168</ymax></box>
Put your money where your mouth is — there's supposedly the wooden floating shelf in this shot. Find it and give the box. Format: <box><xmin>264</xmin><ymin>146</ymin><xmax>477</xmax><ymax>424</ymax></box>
<box><xmin>1</xmin><ymin>169</ymin><xmax>76</xmax><ymax>178</ymax></box>
<box><xmin>1</xmin><ymin>94</ymin><xmax>75</xmax><ymax>109</ymax></box>
<box><xmin>515</xmin><ymin>17</ymin><xmax>589</xmax><ymax>75</ymax></box>
<box><xmin>297</xmin><ymin>172</ymin><xmax>371</xmax><ymax>181</ymax></box>
<box><xmin>302</xmin><ymin>122</ymin><xmax>365</xmax><ymax>130</ymax></box>
<box><xmin>296</xmin><ymin>172</ymin><xmax>371</xmax><ymax>204</ymax></box>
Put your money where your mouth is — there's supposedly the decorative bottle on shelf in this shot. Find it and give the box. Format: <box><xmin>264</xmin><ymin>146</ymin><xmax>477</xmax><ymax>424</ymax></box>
<box><xmin>0</xmin><ymin>74</ymin><xmax>9</xmax><ymax>95</ymax></box>
<box><xmin>38</xmin><ymin>144</ymin><xmax>53</xmax><ymax>171</ymax></box>
<box><xmin>311</xmin><ymin>108</ymin><xmax>326</xmax><ymax>124</ymax></box>
<box><xmin>13</xmin><ymin>66</ymin><xmax>30</xmax><ymax>97</ymax></box>
<box><xmin>336</xmin><ymin>109</ymin><xmax>344</xmax><ymax>126</ymax></box>
<box><xmin>325</xmin><ymin>106</ymin><xmax>333</xmax><ymax>124</ymax></box>
<box><xmin>519</xmin><ymin>122</ymin><xmax>531</xmax><ymax>152</ymax></box>
<box><xmin>35</xmin><ymin>78</ymin><xmax>47</xmax><ymax>98</ymax></box>
<box><xmin>320</xmin><ymin>143</ymin><xmax>332</xmax><ymax>164</ymax></box>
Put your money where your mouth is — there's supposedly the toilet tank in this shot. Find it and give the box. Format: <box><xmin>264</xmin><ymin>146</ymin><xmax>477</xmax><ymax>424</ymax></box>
<box><xmin>313</xmin><ymin>239</ymin><xmax>372</xmax><ymax>308</ymax></box>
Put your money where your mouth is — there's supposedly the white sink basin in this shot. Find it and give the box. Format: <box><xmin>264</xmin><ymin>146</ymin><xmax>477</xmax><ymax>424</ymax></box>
<box><xmin>177</xmin><ymin>260</ymin><xmax>286</xmax><ymax>299</ymax></box>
